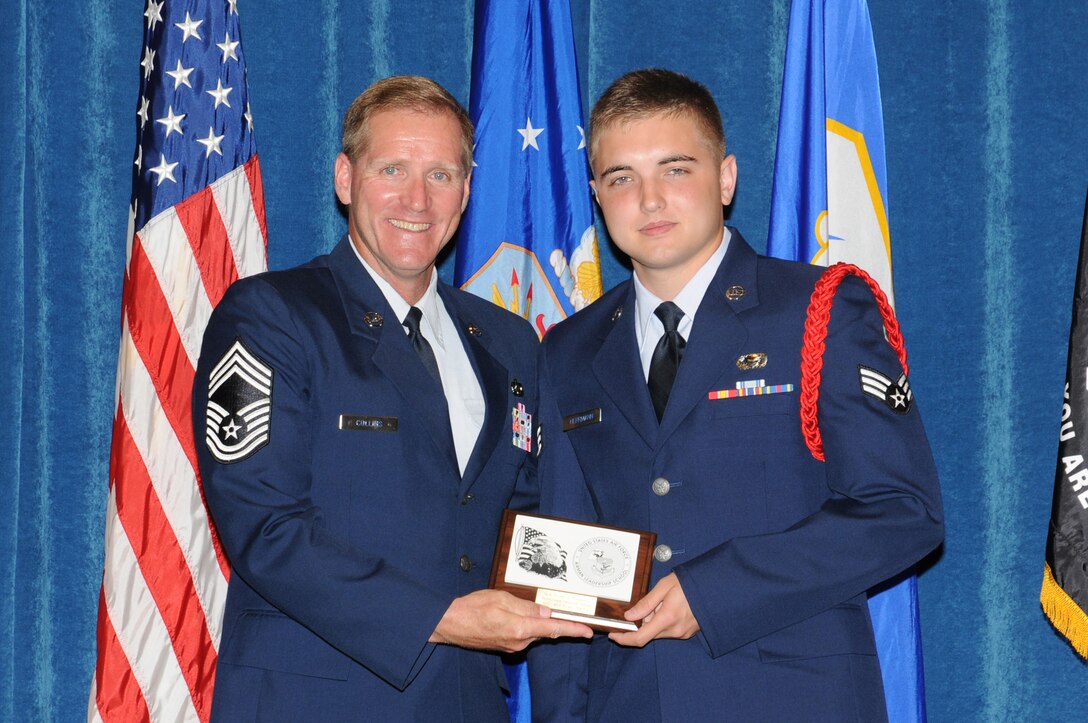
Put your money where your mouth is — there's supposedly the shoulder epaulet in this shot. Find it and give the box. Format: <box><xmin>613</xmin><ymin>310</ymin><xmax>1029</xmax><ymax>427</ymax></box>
<box><xmin>800</xmin><ymin>263</ymin><xmax>908</xmax><ymax>461</ymax></box>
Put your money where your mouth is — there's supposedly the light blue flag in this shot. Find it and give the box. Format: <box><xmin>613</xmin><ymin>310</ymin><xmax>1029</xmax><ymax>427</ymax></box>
<box><xmin>767</xmin><ymin>2</ymin><xmax>925</xmax><ymax>722</ymax></box>
<box><xmin>457</xmin><ymin>1</ymin><xmax>602</xmax><ymax>719</ymax></box>
<box><xmin>455</xmin><ymin>0</ymin><xmax>602</xmax><ymax>341</ymax></box>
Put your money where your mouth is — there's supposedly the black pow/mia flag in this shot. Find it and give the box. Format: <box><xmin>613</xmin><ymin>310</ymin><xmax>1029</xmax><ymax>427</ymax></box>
<box><xmin>1042</xmin><ymin>189</ymin><xmax>1088</xmax><ymax>660</ymax></box>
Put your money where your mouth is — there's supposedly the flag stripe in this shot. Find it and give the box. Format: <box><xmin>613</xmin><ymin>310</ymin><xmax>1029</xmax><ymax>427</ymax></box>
<box><xmin>176</xmin><ymin>185</ymin><xmax>239</xmax><ymax>310</ymax></box>
<box><xmin>124</xmin><ymin>234</ymin><xmax>200</xmax><ymax>475</ymax></box>
<box><xmin>112</xmin><ymin>406</ymin><xmax>217</xmax><ymax>722</ymax></box>
<box><xmin>99</xmin><ymin>484</ymin><xmax>199</xmax><ymax>723</ymax></box>
<box><xmin>242</xmin><ymin>155</ymin><xmax>269</xmax><ymax>261</ymax></box>
<box><xmin>119</xmin><ymin>323</ymin><xmax>228</xmax><ymax>644</ymax></box>
<box><xmin>134</xmin><ymin>213</ymin><xmax>215</xmax><ymax>369</ymax></box>
<box><xmin>93</xmin><ymin>585</ymin><xmax>151</xmax><ymax>723</ymax></box>
<box><xmin>215</xmin><ymin>160</ymin><xmax>266</xmax><ymax>285</ymax></box>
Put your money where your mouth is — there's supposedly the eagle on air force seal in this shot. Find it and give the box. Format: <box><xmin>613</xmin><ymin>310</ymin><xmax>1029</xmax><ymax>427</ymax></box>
<box><xmin>205</xmin><ymin>339</ymin><xmax>273</xmax><ymax>463</ymax></box>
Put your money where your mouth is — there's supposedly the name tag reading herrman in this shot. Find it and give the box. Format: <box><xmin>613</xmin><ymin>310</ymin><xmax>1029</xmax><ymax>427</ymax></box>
<box><xmin>488</xmin><ymin>510</ymin><xmax>656</xmax><ymax>632</ymax></box>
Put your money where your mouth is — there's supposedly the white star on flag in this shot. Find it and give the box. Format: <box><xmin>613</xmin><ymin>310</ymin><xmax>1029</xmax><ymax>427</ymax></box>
<box><xmin>207</xmin><ymin>79</ymin><xmax>233</xmax><ymax>109</ymax></box>
<box><xmin>577</xmin><ymin>125</ymin><xmax>586</xmax><ymax>150</ymax></box>
<box><xmin>175</xmin><ymin>11</ymin><xmax>204</xmax><ymax>42</ymax></box>
<box><xmin>197</xmin><ymin>127</ymin><xmax>226</xmax><ymax>158</ymax></box>
<box><xmin>155</xmin><ymin>106</ymin><xmax>186</xmax><ymax>138</ymax></box>
<box><xmin>140</xmin><ymin>47</ymin><xmax>155</xmax><ymax>80</ymax></box>
<box><xmin>137</xmin><ymin>97</ymin><xmax>149</xmax><ymax>128</ymax></box>
<box><xmin>134</xmin><ymin>145</ymin><xmax>143</xmax><ymax>171</ymax></box>
<box><xmin>145</xmin><ymin>1</ymin><xmax>164</xmax><ymax>30</ymax></box>
<box><xmin>148</xmin><ymin>155</ymin><xmax>178</xmax><ymax>186</ymax></box>
<box><xmin>518</xmin><ymin>117</ymin><xmax>544</xmax><ymax>151</ymax></box>
<box><xmin>165</xmin><ymin>59</ymin><xmax>195</xmax><ymax>90</ymax></box>
<box><xmin>217</xmin><ymin>32</ymin><xmax>240</xmax><ymax>62</ymax></box>
<box><xmin>244</xmin><ymin>102</ymin><xmax>253</xmax><ymax>130</ymax></box>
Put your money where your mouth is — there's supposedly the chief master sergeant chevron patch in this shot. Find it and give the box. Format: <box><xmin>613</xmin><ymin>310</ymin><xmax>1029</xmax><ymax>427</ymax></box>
<box><xmin>205</xmin><ymin>338</ymin><xmax>273</xmax><ymax>463</ymax></box>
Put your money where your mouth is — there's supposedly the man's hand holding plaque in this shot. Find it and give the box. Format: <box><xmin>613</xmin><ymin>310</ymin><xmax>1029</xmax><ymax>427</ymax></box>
<box><xmin>489</xmin><ymin>510</ymin><xmax>657</xmax><ymax>632</ymax></box>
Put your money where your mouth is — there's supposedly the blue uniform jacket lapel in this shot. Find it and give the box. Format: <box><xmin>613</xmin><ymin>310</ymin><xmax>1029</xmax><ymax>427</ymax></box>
<box><xmin>326</xmin><ymin>236</ymin><xmax>459</xmax><ymax>473</ymax></box>
<box><xmin>657</xmin><ymin>231</ymin><xmax>761</xmax><ymax>444</ymax></box>
<box><xmin>592</xmin><ymin>283</ymin><xmax>658</xmax><ymax>450</ymax></box>
<box><xmin>438</xmin><ymin>285</ymin><xmax>509</xmax><ymax>497</ymax></box>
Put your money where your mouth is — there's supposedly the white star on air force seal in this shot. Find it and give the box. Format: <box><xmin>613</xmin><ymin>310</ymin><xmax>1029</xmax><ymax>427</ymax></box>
<box><xmin>518</xmin><ymin>117</ymin><xmax>544</xmax><ymax>151</ymax></box>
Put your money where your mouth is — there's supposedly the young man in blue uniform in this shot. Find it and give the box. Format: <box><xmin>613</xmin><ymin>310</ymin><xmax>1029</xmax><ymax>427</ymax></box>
<box><xmin>529</xmin><ymin>69</ymin><xmax>943</xmax><ymax>721</ymax></box>
<box><xmin>193</xmin><ymin>76</ymin><xmax>591</xmax><ymax>722</ymax></box>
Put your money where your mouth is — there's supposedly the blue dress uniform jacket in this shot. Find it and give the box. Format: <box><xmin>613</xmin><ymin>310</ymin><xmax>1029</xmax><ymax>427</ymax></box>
<box><xmin>529</xmin><ymin>230</ymin><xmax>943</xmax><ymax>722</ymax></box>
<box><xmin>193</xmin><ymin>236</ymin><xmax>538</xmax><ymax>722</ymax></box>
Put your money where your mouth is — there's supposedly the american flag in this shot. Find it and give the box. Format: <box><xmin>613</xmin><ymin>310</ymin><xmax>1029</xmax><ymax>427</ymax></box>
<box><xmin>90</xmin><ymin>1</ymin><xmax>267</xmax><ymax>721</ymax></box>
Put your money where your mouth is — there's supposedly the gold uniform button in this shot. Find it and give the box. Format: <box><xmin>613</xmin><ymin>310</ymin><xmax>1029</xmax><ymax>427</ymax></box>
<box><xmin>459</xmin><ymin>555</ymin><xmax>473</xmax><ymax>572</ymax></box>
<box><xmin>653</xmin><ymin>544</ymin><xmax>673</xmax><ymax>563</ymax></box>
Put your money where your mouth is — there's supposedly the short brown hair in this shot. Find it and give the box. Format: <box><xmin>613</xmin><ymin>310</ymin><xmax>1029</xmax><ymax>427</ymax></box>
<box><xmin>588</xmin><ymin>68</ymin><xmax>725</xmax><ymax>165</ymax></box>
<box><xmin>341</xmin><ymin>75</ymin><xmax>474</xmax><ymax>173</ymax></box>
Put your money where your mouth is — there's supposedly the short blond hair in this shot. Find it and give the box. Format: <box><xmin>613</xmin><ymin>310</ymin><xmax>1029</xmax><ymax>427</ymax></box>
<box><xmin>589</xmin><ymin>68</ymin><xmax>726</xmax><ymax>165</ymax></box>
<box><xmin>342</xmin><ymin>75</ymin><xmax>474</xmax><ymax>173</ymax></box>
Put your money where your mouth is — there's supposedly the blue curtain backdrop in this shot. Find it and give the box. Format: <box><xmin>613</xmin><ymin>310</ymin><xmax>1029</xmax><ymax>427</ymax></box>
<box><xmin>2</xmin><ymin>1</ymin><xmax>1086</xmax><ymax>719</ymax></box>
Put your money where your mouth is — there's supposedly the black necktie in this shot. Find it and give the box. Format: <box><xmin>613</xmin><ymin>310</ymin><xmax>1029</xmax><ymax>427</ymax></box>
<box><xmin>403</xmin><ymin>306</ymin><xmax>443</xmax><ymax>387</ymax></box>
<box><xmin>648</xmin><ymin>301</ymin><xmax>686</xmax><ymax>421</ymax></box>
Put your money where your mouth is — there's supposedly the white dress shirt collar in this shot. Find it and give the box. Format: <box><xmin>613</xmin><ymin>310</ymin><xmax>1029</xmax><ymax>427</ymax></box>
<box><xmin>633</xmin><ymin>227</ymin><xmax>731</xmax><ymax>379</ymax></box>
<box><xmin>350</xmin><ymin>240</ymin><xmax>483</xmax><ymax>476</ymax></box>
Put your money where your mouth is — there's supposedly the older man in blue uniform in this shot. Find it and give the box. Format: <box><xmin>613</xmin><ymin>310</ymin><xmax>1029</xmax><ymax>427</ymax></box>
<box><xmin>193</xmin><ymin>76</ymin><xmax>591</xmax><ymax>722</ymax></box>
<box><xmin>529</xmin><ymin>69</ymin><xmax>943</xmax><ymax>722</ymax></box>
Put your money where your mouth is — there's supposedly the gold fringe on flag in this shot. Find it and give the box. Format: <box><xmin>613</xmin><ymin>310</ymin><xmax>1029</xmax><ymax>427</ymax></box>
<box><xmin>1041</xmin><ymin>562</ymin><xmax>1088</xmax><ymax>660</ymax></box>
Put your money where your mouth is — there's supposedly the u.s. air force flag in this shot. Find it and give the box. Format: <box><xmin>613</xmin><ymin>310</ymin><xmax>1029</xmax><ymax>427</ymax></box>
<box><xmin>454</xmin><ymin>0</ymin><xmax>602</xmax><ymax>340</ymax></box>
<box><xmin>768</xmin><ymin>0</ymin><xmax>893</xmax><ymax>299</ymax></box>
<box><xmin>767</xmin><ymin>2</ymin><xmax>923</xmax><ymax>722</ymax></box>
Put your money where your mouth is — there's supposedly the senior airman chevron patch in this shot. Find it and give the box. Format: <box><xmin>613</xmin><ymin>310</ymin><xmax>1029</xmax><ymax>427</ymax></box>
<box><xmin>206</xmin><ymin>338</ymin><xmax>273</xmax><ymax>463</ymax></box>
<box><xmin>858</xmin><ymin>365</ymin><xmax>912</xmax><ymax>414</ymax></box>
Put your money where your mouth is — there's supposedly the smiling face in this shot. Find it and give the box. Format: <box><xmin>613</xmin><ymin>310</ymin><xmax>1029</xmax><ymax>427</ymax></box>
<box><xmin>334</xmin><ymin>108</ymin><xmax>470</xmax><ymax>303</ymax></box>
<box><xmin>590</xmin><ymin>111</ymin><xmax>736</xmax><ymax>300</ymax></box>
